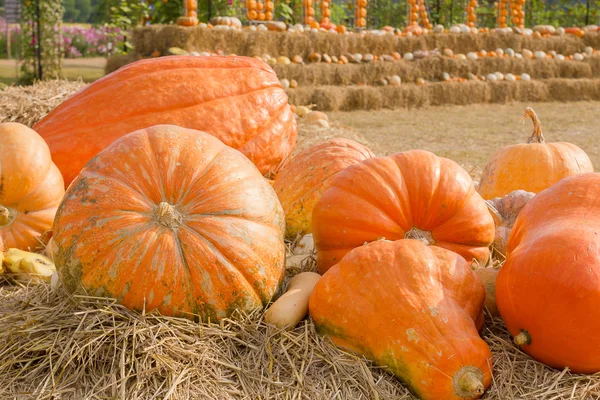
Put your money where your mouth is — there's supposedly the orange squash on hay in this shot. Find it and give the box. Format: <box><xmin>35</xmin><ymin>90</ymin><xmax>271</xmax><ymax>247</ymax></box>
<box><xmin>273</xmin><ymin>138</ymin><xmax>374</xmax><ymax>238</ymax></box>
<box><xmin>309</xmin><ymin>239</ymin><xmax>492</xmax><ymax>400</ymax></box>
<box><xmin>0</xmin><ymin>123</ymin><xmax>65</xmax><ymax>251</ymax></box>
<box><xmin>53</xmin><ymin>125</ymin><xmax>286</xmax><ymax>321</ymax></box>
<box><xmin>34</xmin><ymin>56</ymin><xmax>297</xmax><ymax>186</ymax></box>
<box><xmin>312</xmin><ymin>149</ymin><xmax>495</xmax><ymax>274</ymax></box>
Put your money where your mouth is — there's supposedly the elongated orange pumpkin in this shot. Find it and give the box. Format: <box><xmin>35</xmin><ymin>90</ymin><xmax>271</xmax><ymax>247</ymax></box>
<box><xmin>33</xmin><ymin>56</ymin><xmax>297</xmax><ymax>186</ymax></box>
<box><xmin>273</xmin><ymin>138</ymin><xmax>375</xmax><ymax>238</ymax></box>
<box><xmin>53</xmin><ymin>125</ymin><xmax>286</xmax><ymax>321</ymax></box>
<box><xmin>496</xmin><ymin>173</ymin><xmax>600</xmax><ymax>373</ymax></box>
<box><xmin>309</xmin><ymin>239</ymin><xmax>492</xmax><ymax>400</ymax></box>
<box><xmin>478</xmin><ymin>107</ymin><xmax>593</xmax><ymax>199</ymax></box>
<box><xmin>0</xmin><ymin>123</ymin><xmax>65</xmax><ymax>251</ymax></box>
<box><xmin>312</xmin><ymin>149</ymin><xmax>495</xmax><ymax>274</ymax></box>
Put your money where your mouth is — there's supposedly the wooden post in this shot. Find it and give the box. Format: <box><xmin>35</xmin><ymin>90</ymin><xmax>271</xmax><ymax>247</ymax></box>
<box><xmin>585</xmin><ymin>0</ymin><xmax>590</xmax><ymax>26</ymax></box>
<box><xmin>5</xmin><ymin>23</ymin><xmax>10</xmax><ymax>60</ymax></box>
<box><xmin>35</xmin><ymin>0</ymin><xmax>42</xmax><ymax>80</ymax></box>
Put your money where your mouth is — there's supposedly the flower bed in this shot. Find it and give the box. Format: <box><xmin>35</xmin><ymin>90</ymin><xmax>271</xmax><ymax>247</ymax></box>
<box><xmin>0</xmin><ymin>19</ymin><xmax>124</xmax><ymax>59</ymax></box>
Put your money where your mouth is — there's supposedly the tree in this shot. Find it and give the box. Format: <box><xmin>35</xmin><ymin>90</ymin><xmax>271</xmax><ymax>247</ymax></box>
<box><xmin>63</xmin><ymin>0</ymin><xmax>80</xmax><ymax>21</ymax></box>
<box><xmin>76</xmin><ymin>0</ymin><xmax>92</xmax><ymax>21</ymax></box>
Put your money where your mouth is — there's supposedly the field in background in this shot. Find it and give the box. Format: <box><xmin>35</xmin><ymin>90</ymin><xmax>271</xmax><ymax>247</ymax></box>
<box><xmin>0</xmin><ymin>58</ymin><xmax>106</xmax><ymax>85</ymax></box>
<box><xmin>327</xmin><ymin>101</ymin><xmax>600</xmax><ymax>173</ymax></box>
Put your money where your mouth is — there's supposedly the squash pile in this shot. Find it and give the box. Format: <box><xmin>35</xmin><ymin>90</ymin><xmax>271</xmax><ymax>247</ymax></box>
<box><xmin>4</xmin><ymin>53</ymin><xmax>600</xmax><ymax>399</ymax></box>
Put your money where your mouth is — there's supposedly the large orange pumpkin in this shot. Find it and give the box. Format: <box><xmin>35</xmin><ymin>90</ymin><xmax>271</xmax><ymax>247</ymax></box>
<box><xmin>477</xmin><ymin>107</ymin><xmax>593</xmax><ymax>199</ymax></box>
<box><xmin>33</xmin><ymin>56</ymin><xmax>297</xmax><ymax>186</ymax></box>
<box><xmin>0</xmin><ymin>123</ymin><xmax>65</xmax><ymax>251</ymax></box>
<box><xmin>272</xmin><ymin>138</ymin><xmax>375</xmax><ymax>238</ymax></box>
<box><xmin>309</xmin><ymin>239</ymin><xmax>492</xmax><ymax>400</ymax></box>
<box><xmin>496</xmin><ymin>172</ymin><xmax>600</xmax><ymax>373</ymax></box>
<box><xmin>312</xmin><ymin>149</ymin><xmax>495</xmax><ymax>274</ymax></box>
<box><xmin>53</xmin><ymin>125</ymin><xmax>286</xmax><ymax>321</ymax></box>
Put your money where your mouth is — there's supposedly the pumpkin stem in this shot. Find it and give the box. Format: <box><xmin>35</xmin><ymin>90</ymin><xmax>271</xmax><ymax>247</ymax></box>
<box><xmin>453</xmin><ymin>366</ymin><xmax>485</xmax><ymax>398</ymax></box>
<box><xmin>0</xmin><ymin>205</ymin><xmax>16</xmax><ymax>227</ymax></box>
<box><xmin>404</xmin><ymin>227</ymin><xmax>436</xmax><ymax>246</ymax></box>
<box><xmin>154</xmin><ymin>202</ymin><xmax>183</xmax><ymax>229</ymax></box>
<box><xmin>523</xmin><ymin>107</ymin><xmax>545</xmax><ymax>144</ymax></box>
<box><xmin>514</xmin><ymin>330</ymin><xmax>532</xmax><ymax>346</ymax></box>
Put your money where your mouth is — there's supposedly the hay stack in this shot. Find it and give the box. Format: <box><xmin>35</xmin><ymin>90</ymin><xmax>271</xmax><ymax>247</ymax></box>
<box><xmin>285</xmin><ymin>79</ymin><xmax>600</xmax><ymax>111</ymax></box>
<box><xmin>132</xmin><ymin>26</ymin><xmax>600</xmax><ymax>59</ymax></box>
<box><xmin>0</xmin><ymin>80</ymin><xmax>87</xmax><ymax>126</ymax></box>
<box><xmin>2</xmin><ymin>249</ymin><xmax>600</xmax><ymax>398</ymax></box>
<box><xmin>271</xmin><ymin>56</ymin><xmax>598</xmax><ymax>86</ymax></box>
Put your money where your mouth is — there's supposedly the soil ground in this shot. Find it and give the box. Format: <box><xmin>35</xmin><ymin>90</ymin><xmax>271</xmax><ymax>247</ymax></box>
<box><xmin>325</xmin><ymin>101</ymin><xmax>600</xmax><ymax>176</ymax></box>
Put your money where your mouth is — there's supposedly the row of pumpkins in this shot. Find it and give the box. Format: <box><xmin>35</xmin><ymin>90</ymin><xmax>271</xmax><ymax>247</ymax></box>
<box><xmin>0</xmin><ymin>55</ymin><xmax>598</xmax><ymax>399</ymax></box>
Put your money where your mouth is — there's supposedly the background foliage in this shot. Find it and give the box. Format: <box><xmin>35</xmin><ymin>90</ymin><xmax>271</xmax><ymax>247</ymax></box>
<box><xmin>19</xmin><ymin>0</ymin><xmax>63</xmax><ymax>83</ymax></box>
<box><xmin>0</xmin><ymin>0</ymin><xmax>597</xmax><ymax>63</ymax></box>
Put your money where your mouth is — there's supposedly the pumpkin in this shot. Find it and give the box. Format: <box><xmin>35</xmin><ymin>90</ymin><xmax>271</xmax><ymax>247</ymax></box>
<box><xmin>53</xmin><ymin>125</ymin><xmax>286</xmax><ymax>321</ymax></box>
<box><xmin>309</xmin><ymin>239</ymin><xmax>492</xmax><ymax>400</ymax></box>
<box><xmin>273</xmin><ymin>138</ymin><xmax>375</xmax><ymax>238</ymax></box>
<box><xmin>0</xmin><ymin>123</ymin><xmax>65</xmax><ymax>252</ymax></box>
<box><xmin>477</xmin><ymin>107</ymin><xmax>593</xmax><ymax>200</ymax></box>
<box><xmin>33</xmin><ymin>56</ymin><xmax>297</xmax><ymax>186</ymax></box>
<box><xmin>486</xmin><ymin>189</ymin><xmax>535</xmax><ymax>255</ymax></box>
<box><xmin>312</xmin><ymin>149</ymin><xmax>495</xmax><ymax>274</ymax></box>
<box><xmin>496</xmin><ymin>173</ymin><xmax>600</xmax><ymax>373</ymax></box>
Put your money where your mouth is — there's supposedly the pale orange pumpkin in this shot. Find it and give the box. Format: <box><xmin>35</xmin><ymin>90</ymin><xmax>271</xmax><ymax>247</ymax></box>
<box><xmin>478</xmin><ymin>107</ymin><xmax>593</xmax><ymax>199</ymax></box>
<box><xmin>273</xmin><ymin>138</ymin><xmax>375</xmax><ymax>238</ymax></box>
<box><xmin>0</xmin><ymin>123</ymin><xmax>65</xmax><ymax>251</ymax></box>
<box><xmin>53</xmin><ymin>125</ymin><xmax>286</xmax><ymax>321</ymax></box>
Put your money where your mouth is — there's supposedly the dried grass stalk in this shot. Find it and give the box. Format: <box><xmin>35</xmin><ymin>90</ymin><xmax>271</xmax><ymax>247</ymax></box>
<box><xmin>0</xmin><ymin>80</ymin><xmax>86</xmax><ymax>126</ymax></box>
<box><xmin>2</xmin><ymin>263</ymin><xmax>600</xmax><ymax>399</ymax></box>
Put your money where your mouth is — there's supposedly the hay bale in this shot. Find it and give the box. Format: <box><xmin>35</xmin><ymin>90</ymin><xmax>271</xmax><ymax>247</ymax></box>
<box><xmin>286</xmin><ymin>79</ymin><xmax>600</xmax><ymax>111</ymax></box>
<box><xmin>101</xmin><ymin>54</ymin><xmax>600</xmax><ymax>87</ymax></box>
<box><xmin>2</xmin><ymin>256</ymin><xmax>600</xmax><ymax>399</ymax></box>
<box><xmin>132</xmin><ymin>26</ymin><xmax>599</xmax><ymax>59</ymax></box>
<box><xmin>0</xmin><ymin>80</ymin><xmax>87</xmax><ymax>126</ymax></box>
<box><xmin>272</xmin><ymin>57</ymin><xmax>596</xmax><ymax>86</ymax></box>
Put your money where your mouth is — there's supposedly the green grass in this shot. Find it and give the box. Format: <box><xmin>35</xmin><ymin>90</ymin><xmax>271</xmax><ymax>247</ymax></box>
<box><xmin>0</xmin><ymin>59</ymin><xmax>105</xmax><ymax>86</ymax></box>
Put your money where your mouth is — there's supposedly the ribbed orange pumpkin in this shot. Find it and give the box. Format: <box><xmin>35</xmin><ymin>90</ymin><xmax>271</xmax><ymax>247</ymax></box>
<box><xmin>478</xmin><ymin>107</ymin><xmax>593</xmax><ymax>199</ymax></box>
<box><xmin>309</xmin><ymin>239</ymin><xmax>492</xmax><ymax>400</ymax></box>
<box><xmin>496</xmin><ymin>173</ymin><xmax>600</xmax><ymax>373</ymax></box>
<box><xmin>272</xmin><ymin>138</ymin><xmax>375</xmax><ymax>238</ymax></box>
<box><xmin>53</xmin><ymin>125</ymin><xmax>286</xmax><ymax>320</ymax></box>
<box><xmin>0</xmin><ymin>123</ymin><xmax>65</xmax><ymax>251</ymax></box>
<box><xmin>33</xmin><ymin>56</ymin><xmax>297</xmax><ymax>186</ymax></box>
<box><xmin>312</xmin><ymin>149</ymin><xmax>495</xmax><ymax>274</ymax></box>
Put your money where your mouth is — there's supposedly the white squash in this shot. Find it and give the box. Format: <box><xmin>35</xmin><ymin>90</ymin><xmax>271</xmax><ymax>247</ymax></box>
<box><xmin>264</xmin><ymin>272</ymin><xmax>321</xmax><ymax>329</ymax></box>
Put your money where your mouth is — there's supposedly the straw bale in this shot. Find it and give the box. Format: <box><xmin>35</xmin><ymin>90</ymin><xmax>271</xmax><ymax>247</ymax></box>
<box><xmin>132</xmin><ymin>26</ymin><xmax>599</xmax><ymax>59</ymax></box>
<box><xmin>285</xmin><ymin>79</ymin><xmax>600</xmax><ymax>111</ymax></box>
